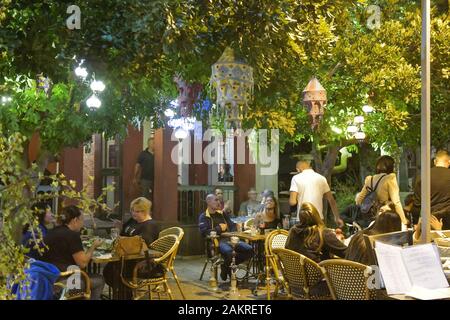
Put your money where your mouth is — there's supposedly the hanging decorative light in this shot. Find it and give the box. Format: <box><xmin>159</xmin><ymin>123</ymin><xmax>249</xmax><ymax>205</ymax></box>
<box><xmin>36</xmin><ymin>73</ymin><xmax>53</xmax><ymax>97</ymax></box>
<box><xmin>86</xmin><ymin>94</ymin><xmax>101</xmax><ymax>109</ymax></box>
<box><xmin>173</xmin><ymin>75</ymin><xmax>202</xmax><ymax>118</ymax></box>
<box><xmin>174</xmin><ymin>127</ymin><xmax>189</xmax><ymax>140</ymax></box>
<box><xmin>302</xmin><ymin>77</ymin><xmax>327</xmax><ymax>130</ymax></box>
<box><xmin>164</xmin><ymin>108</ymin><xmax>175</xmax><ymax>118</ymax></box>
<box><xmin>90</xmin><ymin>80</ymin><xmax>105</xmax><ymax>92</ymax></box>
<box><xmin>1</xmin><ymin>96</ymin><xmax>12</xmax><ymax>105</ymax></box>
<box><xmin>354</xmin><ymin>131</ymin><xmax>366</xmax><ymax>141</ymax></box>
<box><xmin>346</xmin><ymin>125</ymin><xmax>358</xmax><ymax>134</ymax></box>
<box><xmin>354</xmin><ymin>115</ymin><xmax>365</xmax><ymax>124</ymax></box>
<box><xmin>362</xmin><ymin>104</ymin><xmax>374</xmax><ymax>113</ymax></box>
<box><xmin>210</xmin><ymin>47</ymin><xmax>254</xmax><ymax>130</ymax></box>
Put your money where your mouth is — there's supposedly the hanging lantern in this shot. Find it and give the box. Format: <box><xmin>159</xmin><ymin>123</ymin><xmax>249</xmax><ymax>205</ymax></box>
<box><xmin>302</xmin><ymin>77</ymin><xmax>326</xmax><ymax>130</ymax></box>
<box><xmin>210</xmin><ymin>47</ymin><xmax>254</xmax><ymax>129</ymax></box>
<box><xmin>173</xmin><ymin>75</ymin><xmax>202</xmax><ymax>118</ymax></box>
<box><xmin>36</xmin><ymin>73</ymin><xmax>53</xmax><ymax>97</ymax></box>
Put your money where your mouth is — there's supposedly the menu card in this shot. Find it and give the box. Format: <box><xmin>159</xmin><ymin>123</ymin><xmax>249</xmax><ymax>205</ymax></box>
<box><xmin>375</xmin><ymin>242</ymin><xmax>449</xmax><ymax>296</ymax></box>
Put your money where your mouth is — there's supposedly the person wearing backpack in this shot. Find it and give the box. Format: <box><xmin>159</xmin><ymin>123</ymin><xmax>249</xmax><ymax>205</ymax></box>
<box><xmin>356</xmin><ymin>155</ymin><xmax>408</xmax><ymax>230</ymax></box>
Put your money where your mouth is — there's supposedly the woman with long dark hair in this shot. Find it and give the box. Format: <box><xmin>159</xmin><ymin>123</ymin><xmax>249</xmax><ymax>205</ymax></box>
<box><xmin>285</xmin><ymin>202</ymin><xmax>347</xmax><ymax>262</ymax></box>
<box><xmin>254</xmin><ymin>196</ymin><xmax>281</xmax><ymax>230</ymax></box>
<box><xmin>345</xmin><ymin>204</ymin><xmax>402</xmax><ymax>265</ymax></box>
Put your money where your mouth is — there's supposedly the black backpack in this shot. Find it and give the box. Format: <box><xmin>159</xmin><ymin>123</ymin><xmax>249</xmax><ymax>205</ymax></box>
<box><xmin>360</xmin><ymin>174</ymin><xmax>387</xmax><ymax>220</ymax></box>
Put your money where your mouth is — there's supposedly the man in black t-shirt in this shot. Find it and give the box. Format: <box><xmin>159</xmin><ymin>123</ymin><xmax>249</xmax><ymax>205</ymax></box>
<box><xmin>133</xmin><ymin>137</ymin><xmax>155</xmax><ymax>201</ymax></box>
<box><xmin>412</xmin><ymin>150</ymin><xmax>450</xmax><ymax>227</ymax></box>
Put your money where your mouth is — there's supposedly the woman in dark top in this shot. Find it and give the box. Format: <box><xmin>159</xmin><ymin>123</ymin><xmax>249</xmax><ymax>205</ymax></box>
<box><xmin>22</xmin><ymin>202</ymin><xmax>54</xmax><ymax>259</ymax></box>
<box><xmin>120</xmin><ymin>197</ymin><xmax>159</xmax><ymax>246</ymax></box>
<box><xmin>41</xmin><ymin>205</ymin><xmax>105</xmax><ymax>300</ymax></box>
<box><xmin>103</xmin><ymin>197</ymin><xmax>160</xmax><ymax>296</ymax></box>
<box><xmin>345</xmin><ymin>205</ymin><xmax>401</xmax><ymax>265</ymax></box>
<box><xmin>285</xmin><ymin>202</ymin><xmax>347</xmax><ymax>262</ymax></box>
<box><xmin>254</xmin><ymin>196</ymin><xmax>281</xmax><ymax>230</ymax></box>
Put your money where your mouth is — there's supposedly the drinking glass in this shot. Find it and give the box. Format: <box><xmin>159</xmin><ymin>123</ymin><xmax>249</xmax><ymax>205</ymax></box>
<box><xmin>110</xmin><ymin>228</ymin><xmax>119</xmax><ymax>240</ymax></box>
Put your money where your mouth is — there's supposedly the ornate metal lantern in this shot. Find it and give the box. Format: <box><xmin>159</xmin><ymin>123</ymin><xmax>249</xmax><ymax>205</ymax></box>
<box><xmin>36</xmin><ymin>73</ymin><xmax>53</xmax><ymax>97</ymax></box>
<box><xmin>302</xmin><ymin>77</ymin><xmax>326</xmax><ymax>130</ymax></box>
<box><xmin>173</xmin><ymin>75</ymin><xmax>202</xmax><ymax>118</ymax></box>
<box><xmin>210</xmin><ymin>47</ymin><xmax>253</xmax><ymax>129</ymax></box>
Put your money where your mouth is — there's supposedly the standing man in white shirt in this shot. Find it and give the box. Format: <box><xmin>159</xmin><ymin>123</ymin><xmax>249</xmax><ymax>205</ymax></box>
<box><xmin>289</xmin><ymin>159</ymin><xmax>343</xmax><ymax>227</ymax></box>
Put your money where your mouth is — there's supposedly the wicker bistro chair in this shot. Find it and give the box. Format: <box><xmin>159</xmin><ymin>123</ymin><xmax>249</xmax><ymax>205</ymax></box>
<box><xmin>319</xmin><ymin>259</ymin><xmax>377</xmax><ymax>300</ymax></box>
<box><xmin>119</xmin><ymin>235</ymin><xmax>179</xmax><ymax>300</ymax></box>
<box><xmin>264</xmin><ymin>229</ymin><xmax>289</xmax><ymax>300</ymax></box>
<box><xmin>159</xmin><ymin>226</ymin><xmax>184</xmax><ymax>239</ymax></box>
<box><xmin>272</xmin><ymin>248</ymin><xmax>330</xmax><ymax>300</ymax></box>
<box><xmin>56</xmin><ymin>269</ymin><xmax>91</xmax><ymax>300</ymax></box>
<box><xmin>158</xmin><ymin>227</ymin><xmax>185</xmax><ymax>299</ymax></box>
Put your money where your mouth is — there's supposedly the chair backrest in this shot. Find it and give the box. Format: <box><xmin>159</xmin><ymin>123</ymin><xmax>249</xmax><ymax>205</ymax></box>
<box><xmin>273</xmin><ymin>248</ymin><xmax>325</xmax><ymax>299</ymax></box>
<box><xmin>320</xmin><ymin>259</ymin><xmax>376</xmax><ymax>300</ymax></box>
<box><xmin>159</xmin><ymin>226</ymin><xmax>185</xmax><ymax>242</ymax></box>
<box><xmin>149</xmin><ymin>234</ymin><xmax>179</xmax><ymax>265</ymax></box>
<box><xmin>58</xmin><ymin>269</ymin><xmax>91</xmax><ymax>300</ymax></box>
<box><xmin>363</xmin><ymin>230</ymin><xmax>413</xmax><ymax>265</ymax></box>
<box><xmin>244</xmin><ymin>218</ymin><xmax>254</xmax><ymax>230</ymax></box>
<box><xmin>265</xmin><ymin>229</ymin><xmax>288</xmax><ymax>256</ymax></box>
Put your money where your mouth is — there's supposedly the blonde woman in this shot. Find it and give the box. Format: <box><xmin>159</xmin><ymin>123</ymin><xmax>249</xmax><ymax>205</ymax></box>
<box><xmin>103</xmin><ymin>197</ymin><xmax>160</xmax><ymax>298</ymax></box>
<box><xmin>285</xmin><ymin>202</ymin><xmax>347</xmax><ymax>262</ymax></box>
<box><xmin>120</xmin><ymin>197</ymin><xmax>159</xmax><ymax>245</ymax></box>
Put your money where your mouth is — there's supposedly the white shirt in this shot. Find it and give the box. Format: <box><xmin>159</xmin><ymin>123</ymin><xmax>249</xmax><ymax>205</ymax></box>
<box><xmin>289</xmin><ymin>169</ymin><xmax>330</xmax><ymax>219</ymax></box>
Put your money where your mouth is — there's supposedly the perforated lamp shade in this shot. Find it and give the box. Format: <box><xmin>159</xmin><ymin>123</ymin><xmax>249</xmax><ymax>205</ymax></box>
<box><xmin>302</xmin><ymin>77</ymin><xmax>327</xmax><ymax>130</ymax></box>
<box><xmin>210</xmin><ymin>47</ymin><xmax>254</xmax><ymax>129</ymax></box>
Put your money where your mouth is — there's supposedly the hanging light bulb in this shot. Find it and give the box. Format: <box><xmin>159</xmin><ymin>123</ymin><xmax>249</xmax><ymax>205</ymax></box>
<box><xmin>354</xmin><ymin>131</ymin><xmax>366</xmax><ymax>141</ymax></box>
<box><xmin>90</xmin><ymin>80</ymin><xmax>105</xmax><ymax>92</ymax></box>
<box><xmin>174</xmin><ymin>127</ymin><xmax>188</xmax><ymax>140</ymax></box>
<box><xmin>362</xmin><ymin>105</ymin><xmax>374</xmax><ymax>113</ymax></box>
<box><xmin>1</xmin><ymin>96</ymin><xmax>12</xmax><ymax>105</ymax></box>
<box><xmin>354</xmin><ymin>115</ymin><xmax>365</xmax><ymax>124</ymax></box>
<box><xmin>164</xmin><ymin>108</ymin><xmax>175</xmax><ymax>118</ymax></box>
<box><xmin>347</xmin><ymin>125</ymin><xmax>358</xmax><ymax>133</ymax></box>
<box><xmin>75</xmin><ymin>66</ymin><xmax>88</xmax><ymax>79</ymax></box>
<box><xmin>86</xmin><ymin>94</ymin><xmax>101</xmax><ymax>109</ymax></box>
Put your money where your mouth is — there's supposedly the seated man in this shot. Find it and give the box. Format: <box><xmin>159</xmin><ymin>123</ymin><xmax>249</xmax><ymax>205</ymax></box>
<box><xmin>199</xmin><ymin>194</ymin><xmax>253</xmax><ymax>281</ymax></box>
<box><xmin>238</xmin><ymin>188</ymin><xmax>260</xmax><ymax>216</ymax></box>
<box><xmin>412</xmin><ymin>150</ymin><xmax>450</xmax><ymax>228</ymax></box>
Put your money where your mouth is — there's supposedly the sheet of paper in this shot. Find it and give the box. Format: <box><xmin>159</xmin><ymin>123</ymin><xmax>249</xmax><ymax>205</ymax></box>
<box><xmin>401</xmin><ymin>243</ymin><xmax>449</xmax><ymax>290</ymax></box>
<box><xmin>375</xmin><ymin>241</ymin><xmax>412</xmax><ymax>295</ymax></box>
<box><xmin>405</xmin><ymin>286</ymin><xmax>450</xmax><ymax>300</ymax></box>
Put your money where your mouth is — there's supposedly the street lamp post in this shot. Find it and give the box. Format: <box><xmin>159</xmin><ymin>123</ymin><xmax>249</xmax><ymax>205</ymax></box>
<box><xmin>420</xmin><ymin>0</ymin><xmax>431</xmax><ymax>243</ymax></box>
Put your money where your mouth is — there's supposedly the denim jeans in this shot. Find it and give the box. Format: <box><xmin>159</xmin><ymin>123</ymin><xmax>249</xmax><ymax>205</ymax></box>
<box><xmin>219</xmin><ymin>241</ymin><xmax>253</xmax><ymax>272</ymax></box>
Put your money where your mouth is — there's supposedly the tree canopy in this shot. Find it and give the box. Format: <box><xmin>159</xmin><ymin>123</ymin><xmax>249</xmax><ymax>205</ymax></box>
<box><xmin>0</xmin><ymin>0</ymin><xmax>448</xmax><ymax>158</ymax></box>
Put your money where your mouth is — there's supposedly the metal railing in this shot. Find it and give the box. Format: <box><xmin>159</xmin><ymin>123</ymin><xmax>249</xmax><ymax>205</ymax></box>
<box><xmin>178</xmin><ymin>185</ymin><xmax>237</xmax><ymax>224</ymax></box>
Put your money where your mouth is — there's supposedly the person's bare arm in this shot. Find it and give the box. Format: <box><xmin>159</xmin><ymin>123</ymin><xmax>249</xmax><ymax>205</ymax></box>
<box><xmin>289</xmin><ymin>191</ymin><xmax>298</xmax><ymax>207</ymax></box>
<box><xmin>133</xmin><ymin>163</ymin><xmax>141</xmax><ymax>185</ymax></box>
<box><xmin>72</xmin><ymin>239</ymin><xmax>102</xmax><ymax>269</ymax></box>
<box><xmin>324</xmin><ymin>191</ymin><xmax>343</xmax><ymax>227</ymax></box>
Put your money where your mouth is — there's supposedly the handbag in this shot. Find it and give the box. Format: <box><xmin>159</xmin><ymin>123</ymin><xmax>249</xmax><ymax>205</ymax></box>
<box><xmin>112</xmin><ymin>235</ymin><xmax>148</xmax><ymax>257</ymax></box>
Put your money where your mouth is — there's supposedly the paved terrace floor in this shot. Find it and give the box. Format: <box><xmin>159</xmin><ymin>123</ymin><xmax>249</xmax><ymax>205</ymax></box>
<box><xmin>103</xmin><ymin>256</ymin><xmax>284</xmax><ymax>300</ymax></box>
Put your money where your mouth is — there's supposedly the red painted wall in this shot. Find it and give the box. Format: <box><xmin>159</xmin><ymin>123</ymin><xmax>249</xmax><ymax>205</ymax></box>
<box><xmin>153</xmin><ymin>128</ymin><xmax>178</xmax><ymax>222</ymax></box>
<box><xmin>122</xmin><ymin>125</ymin><xmax>143</xmax><ymax>213</ymax></box>
<box><xmin>233</xmin><ymin>138</ymin><xmax>256</xmax><ymax>213</ymax></box>
<box><xmin>60</xmin><ymin>147</ymin><xmax>84</xmax><ymax>191</ymax></box>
